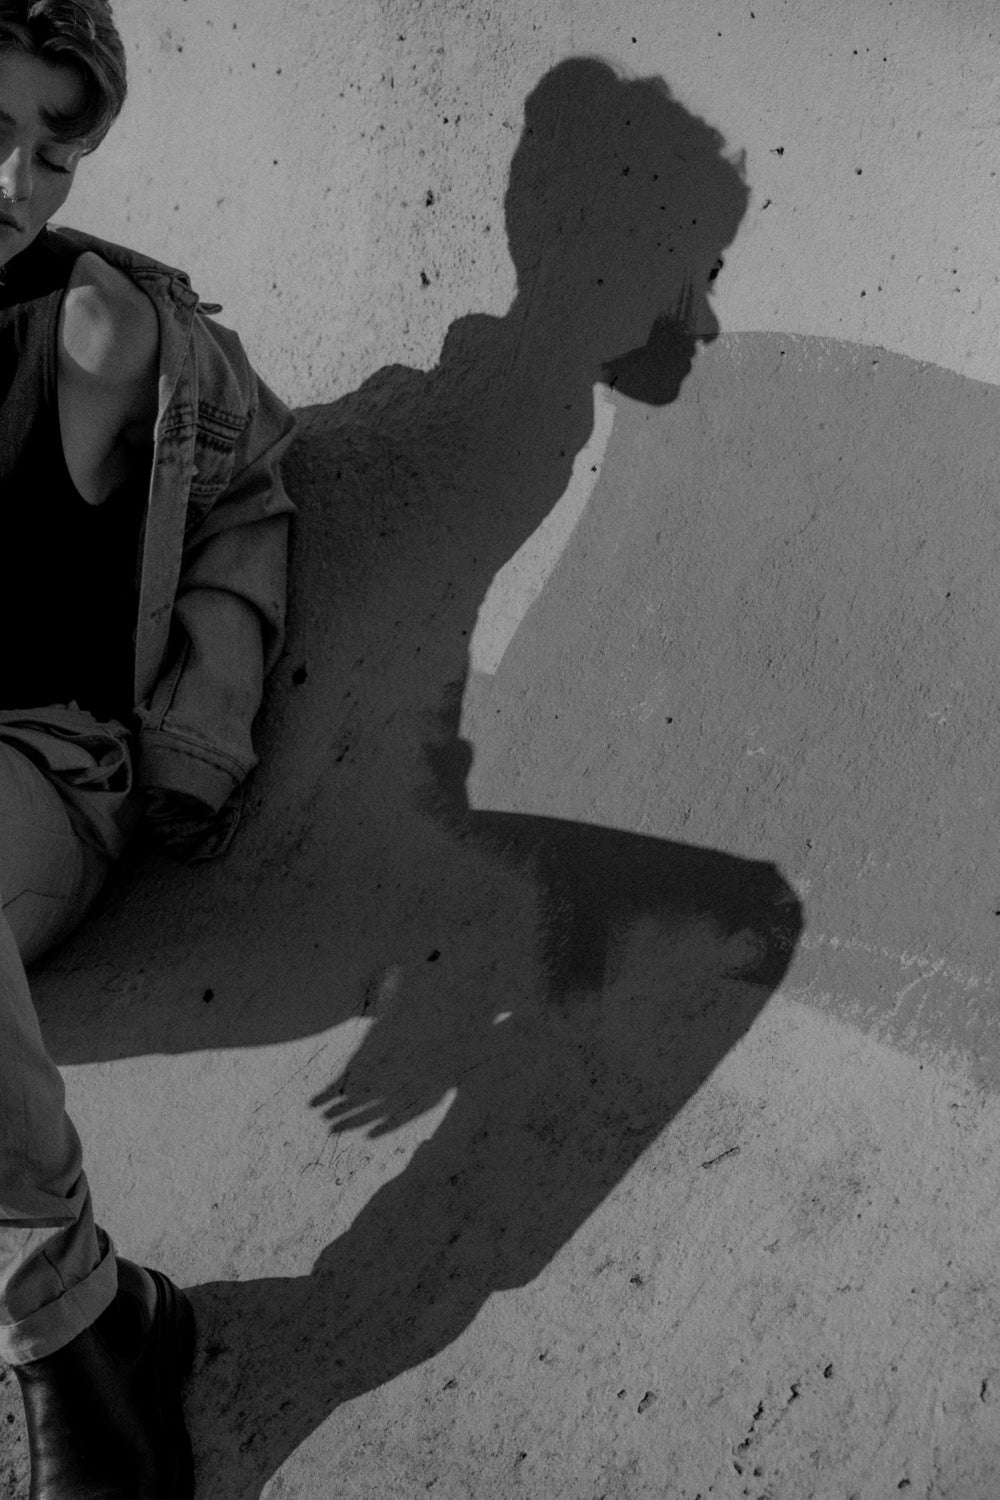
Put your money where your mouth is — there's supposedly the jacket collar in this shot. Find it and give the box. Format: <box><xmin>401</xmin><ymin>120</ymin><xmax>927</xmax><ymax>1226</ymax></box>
<box><xmin>45</xmin><ymin>222</ymin><xmax>201</xmax><ymax>308</ymax></box>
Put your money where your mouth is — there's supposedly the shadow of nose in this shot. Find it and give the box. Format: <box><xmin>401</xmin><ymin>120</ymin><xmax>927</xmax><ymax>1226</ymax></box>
<box><xmin>694</xmin><ymin>300</ymin><xmax>721</xmax><ymax>344</ymax></box>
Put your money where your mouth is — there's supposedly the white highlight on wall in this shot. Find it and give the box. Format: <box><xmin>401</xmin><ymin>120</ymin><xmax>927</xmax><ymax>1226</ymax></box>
<box><xmin>469</xmin><ymin>383</ymin><xmax>617</xmax><ymax>676</ymax></box>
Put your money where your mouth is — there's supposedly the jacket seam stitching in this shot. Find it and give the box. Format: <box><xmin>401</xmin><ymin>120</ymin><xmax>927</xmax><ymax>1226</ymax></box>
<box><xmin>141</xmin><ymin>729</ymin><xmax>247</xmax><ymax>776</ymax></box>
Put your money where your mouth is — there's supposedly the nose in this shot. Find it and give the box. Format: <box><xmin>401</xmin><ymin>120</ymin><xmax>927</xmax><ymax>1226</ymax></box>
<box><xmin>0</xmin><ymin>147</ymin><xmax>32</xmax><ymax>204</ymax></box>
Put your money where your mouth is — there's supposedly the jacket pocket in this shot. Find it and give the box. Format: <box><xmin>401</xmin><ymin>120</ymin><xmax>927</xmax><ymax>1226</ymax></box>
<box><xmin>186</xmin><ymin>404</ymin><xmax>250</xmax><ymax>511</ymax></box>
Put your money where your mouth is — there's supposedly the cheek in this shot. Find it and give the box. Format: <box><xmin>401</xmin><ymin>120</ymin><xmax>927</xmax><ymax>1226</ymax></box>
<box><xmin>36</xmin><ymin>171</ymin><xmax>76</xmax><ymax>226</ymax></box>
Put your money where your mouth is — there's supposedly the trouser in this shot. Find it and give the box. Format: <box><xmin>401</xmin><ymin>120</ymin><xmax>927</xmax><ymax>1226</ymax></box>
<box><xmin>0</xmin><ymin>710</ymin><xmax>138</xmax><ymax>1366</ymax></box>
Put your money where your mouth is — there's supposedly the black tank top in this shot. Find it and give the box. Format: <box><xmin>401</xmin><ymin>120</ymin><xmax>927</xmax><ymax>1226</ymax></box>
<box><xmin>0</xmin><ymin>230</ymin><xmax>144</xmax><ymax>722</ymax></box>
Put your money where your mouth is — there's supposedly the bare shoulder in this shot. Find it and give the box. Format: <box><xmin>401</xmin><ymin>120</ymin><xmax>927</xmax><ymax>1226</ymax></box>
<box><xmin>58</xmin><ymin>249</ymin><xmax>159</xmax><ymax>389</ymax></box>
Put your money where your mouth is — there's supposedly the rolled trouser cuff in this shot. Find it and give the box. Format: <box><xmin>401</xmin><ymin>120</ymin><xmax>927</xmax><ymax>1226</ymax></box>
<box><xmin>0</xmin><ymin>1231</ymin><xmax>117</xmax><ymax>1366</ymax></box>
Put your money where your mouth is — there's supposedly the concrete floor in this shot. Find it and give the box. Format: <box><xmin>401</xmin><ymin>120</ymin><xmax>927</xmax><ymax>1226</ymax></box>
<box><xmin>4</xmin><ymin>330</ymin><xmax>1000</xmax><ymax>1497</ymax></box>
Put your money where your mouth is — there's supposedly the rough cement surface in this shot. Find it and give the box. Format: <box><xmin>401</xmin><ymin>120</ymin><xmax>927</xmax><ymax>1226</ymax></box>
<box><xmin>6</xmin><ymin>3</ymin><xmax>1000</xmax><ymax>1492</ymax></box>
<box><xmin>4</xmin><ymin>330</ymin><xmax>1000</xmax><ymax>1495</ymax></box>
<box><xmin>70</xmin><ymin>0</ymin><xmax>1000</xmax><ymax>401</ymax></box>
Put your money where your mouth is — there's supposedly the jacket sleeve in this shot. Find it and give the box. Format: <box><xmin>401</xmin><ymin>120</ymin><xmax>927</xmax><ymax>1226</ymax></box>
<box><xmin>136</xmin><ymin>369</ymin><xmax>296</xmax><ymax>849</ymax></box>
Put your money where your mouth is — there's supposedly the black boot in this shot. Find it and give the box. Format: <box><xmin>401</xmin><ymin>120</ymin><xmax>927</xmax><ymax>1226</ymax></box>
<box><xmin>13</xmin><ymin>1258</ymin><xmax>196</xmax><ymax>1499</ymax></box>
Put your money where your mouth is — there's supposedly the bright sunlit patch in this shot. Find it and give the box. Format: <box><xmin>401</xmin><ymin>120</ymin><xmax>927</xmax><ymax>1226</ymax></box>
<box><xmin>469</xmin><ymin>383</ymin><xmax>616</xmax><ymax>675</ymax></box>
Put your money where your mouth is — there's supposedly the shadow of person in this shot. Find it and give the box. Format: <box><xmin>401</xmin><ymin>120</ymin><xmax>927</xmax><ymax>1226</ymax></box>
<box><xmin>24</xmin><ymin>58</ymin><xmax>801</xmax><ymax>1496</ymax></box>
<box><xmin>173</xmin><ymin>61</ymin><xmax>801</xmax><ymax>1492</ymax></box>
<box><xmin>37</xmin><ymin>57</ymin><xmax>776</xmax><ymax>1060</ymax></box>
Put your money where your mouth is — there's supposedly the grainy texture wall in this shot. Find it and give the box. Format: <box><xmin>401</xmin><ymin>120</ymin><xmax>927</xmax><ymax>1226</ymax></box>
<box><xmin>5</xmin><ymin>3</ymin><xmax>1000</xmax><ymax>1498</ymax></box>
<box><xmin>71</xmin><ymin>0</ymin><xmax>1000</xmax><ymax>400</ymax></box>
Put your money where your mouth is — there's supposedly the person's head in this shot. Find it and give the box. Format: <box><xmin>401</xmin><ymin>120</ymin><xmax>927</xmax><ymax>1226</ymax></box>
<box><xmin>0</xmin><ymin>1</ymin><xmax>125</xmax><ymax>263</ymax></box>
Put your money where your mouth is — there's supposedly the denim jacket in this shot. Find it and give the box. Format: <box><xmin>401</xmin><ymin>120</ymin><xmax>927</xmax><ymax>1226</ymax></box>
<box><xmin>47</xmin><ymin>225</ymin><xmax>297</xmax><ymax>847</ymax></box>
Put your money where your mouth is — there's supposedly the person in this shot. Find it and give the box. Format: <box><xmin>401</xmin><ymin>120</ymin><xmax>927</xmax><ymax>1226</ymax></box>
<box><xmin>0</xmin><ymin>2</ymin><xmax>296</xmax><ymax>1494</ymax></box>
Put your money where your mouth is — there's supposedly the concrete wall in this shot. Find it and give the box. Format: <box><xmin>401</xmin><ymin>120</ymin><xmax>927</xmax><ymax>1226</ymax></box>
<box><xmin>72</xmin><ymin>0</ymin><xmax>1000</xmax><ymax>403</ymax></box>
<box><xmin>9</xmin><ymin>4</ymin><xmax>1000</xmax><ymax>1493</ymax></box>
<box><xmin>50</xmin><ymin>0</ymin><xmax>1000</xmax><ymax>1149</ymax></box>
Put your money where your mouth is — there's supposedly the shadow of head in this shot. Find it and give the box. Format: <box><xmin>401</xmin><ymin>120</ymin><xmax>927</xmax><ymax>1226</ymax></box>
<box><xmin>504</xmin><ymin>56</ymin><xmax>749</xmax><ymax>402</ymax></box>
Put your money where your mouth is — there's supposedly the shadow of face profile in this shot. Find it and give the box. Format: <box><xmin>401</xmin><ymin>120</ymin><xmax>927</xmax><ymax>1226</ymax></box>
<box><xmin>502</xmin><ymin>56</ymin><xmax>748</xmax><ymax>403</ymax></box>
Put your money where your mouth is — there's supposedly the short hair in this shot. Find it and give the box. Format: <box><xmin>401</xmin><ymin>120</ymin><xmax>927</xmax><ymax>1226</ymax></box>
<box><xmin>0</xmin><ymin>1</ymin><xmax>126</xmax><ymax>151</ymax></box>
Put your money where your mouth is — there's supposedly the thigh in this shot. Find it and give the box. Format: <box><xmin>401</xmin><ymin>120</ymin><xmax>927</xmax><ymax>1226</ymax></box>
<box><xmin>0</xmin><ymin>742</ymin><xmax>108</xmax><ymax>965</ymax></box>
